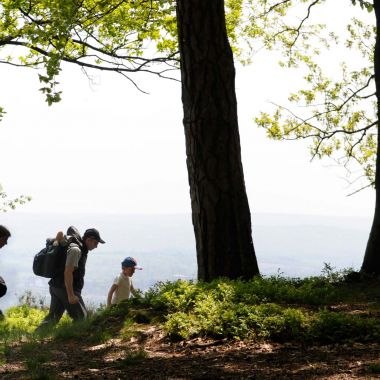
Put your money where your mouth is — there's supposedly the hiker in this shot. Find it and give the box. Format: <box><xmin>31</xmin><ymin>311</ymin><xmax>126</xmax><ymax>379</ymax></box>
<box><xmin>0</xmin><ymin>225</ymin><xmax>11</xmax><ymax>317</ymax></box>
<box><xmin>38</xmin><ymin>227</ymin><xmax>105</xmax><ymax>327</ymax></box>
<box><xmin>107</xmin><ymin>257</ymin><xmax>142</xmax><ymax>306</ymax></box>
<box><xmin>0</xmin><ymin>225</ymin><xmax>10</xmax><ymax>250</ymax></box>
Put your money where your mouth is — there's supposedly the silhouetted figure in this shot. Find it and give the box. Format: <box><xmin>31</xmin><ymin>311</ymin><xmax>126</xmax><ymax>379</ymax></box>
<box><xmin>0</xmin><ymin>225</ymin><xmax>11</xmax><ymax>318</ymax></box>
<box><xmin>38</xmin><ymin>227</ymin><xmax>105</xmax><ymax>328</ymax></box>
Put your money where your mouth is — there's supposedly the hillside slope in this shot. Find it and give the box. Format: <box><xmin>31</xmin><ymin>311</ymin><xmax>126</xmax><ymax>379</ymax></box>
<box><xmin>1</xmin><ymin>275</ymin><xmax>379</xmax><ymax>379</ymax></box>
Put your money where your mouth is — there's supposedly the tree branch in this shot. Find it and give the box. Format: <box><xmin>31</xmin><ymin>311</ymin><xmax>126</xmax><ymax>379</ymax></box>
<box><xmin>3</xmin><ymin>40</ymin><xmax>179</xmax><ymax>80</ymax></box>
<box><xmin>347</xmin><ymin>182</ymin><xmax>374</xmax><ymax>196</ymax></box>
<box><xmin>288</xmin><ymin>0</ymin><xmax>321</xmax><ymax>50</ymax></box>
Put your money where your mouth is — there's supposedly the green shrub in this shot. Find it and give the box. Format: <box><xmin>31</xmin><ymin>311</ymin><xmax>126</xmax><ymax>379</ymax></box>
<box><xmin>120</xmin><ymin>318</ymin><xmax>139</xmax><ymax>339</ymax></box>
<box><xmin>3</xmin><ymin>272</ymin><xmax>376</xmax><ymax>347</ymax></box>
<box><xmin>148</xmin><ymin>275</ymin><xmax>380</xmax><ymax>342</ymax></box>
<box><xmin>144</xmin><ymin>280</ymin><xmax>200</xmax><ymax>312</ymax></box>
<box><xmin>165</xmin><ymin>312</ymin><xmax>201</xmax><ymax>340</ymax></box>
<box><xmin>164</xmin><ymin>299</ymin><xmax>312</xmax><ymax>341</ymax></box>
<box><xmin>310</xmin><ymin>311</ymin><xmax>380</xmax><ymax>343</ymax></box>
<box><xmin>368</xmin><ymin>362</ymin><xmax>380</xmax><ymax>374</ymax></box>
<box><xmin>258</xmin><ymin>306</ymin><xmax>309</xmax><ymax>341</ymax></box>
<box><xmin>144</xmin><ymin>275</ymin><xmax>347</xmax><ymax>314</ymax></box>
<box><xmin>119</xmin><ymin>348</ymin><xmax>147</xmax><ymax>366</ymax></box>
<box><xmin>0</xmin><ymin>305</ymin><xmax>47</xmax><ymax>340</ymax></box>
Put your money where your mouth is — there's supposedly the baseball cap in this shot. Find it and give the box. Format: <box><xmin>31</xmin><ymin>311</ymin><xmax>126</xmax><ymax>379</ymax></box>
<box><xmin>82</xmin><ymin>228</ymin><xmax>105</xmax><ymax>243</ymax></box>
<box><xmin>121</xmin><ymin>257</ymin><xmax>142</xmax><ymax>270</ymax></box>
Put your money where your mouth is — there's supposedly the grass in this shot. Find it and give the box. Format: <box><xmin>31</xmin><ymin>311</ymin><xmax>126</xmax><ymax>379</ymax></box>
<box><xmin>120</xmin><ymin>318</ymin><xmax>139</xmax><ymax>339</ymax></box>
<box><xmin>22</xmin><ymin>342</ymin><xmax>53</xmax><ymax>379</ymax></box>
<box><xmin>0</xmin><ymin>270</ymin><xmax>378</xmax><ymax>379</ymax></box>
<box><xmin>368</xmin><ymin>362</ymin><xmax>380</xmax><ymax>374</ymax></box>
<box><xmin>0</xmin><ymin>269</ymin><xmax>379</xmax><ymax>349</ymax></box>
<box><xmin>119</xmin><ymin>348</ymin><xmax>148</xmax><ymax>366</ymax></box>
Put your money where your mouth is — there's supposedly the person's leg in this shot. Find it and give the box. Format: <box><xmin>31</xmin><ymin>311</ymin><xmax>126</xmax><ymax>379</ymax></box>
<box><xmin>39</xmin><ymin>287</ymin><xmax>87</xmax><ymax>327</ymax></box>
<box><xmin>65</xmin><ymin>291</ymin><xmax>87</xmax><ymax>321</ymax></box>
<box><xmin>38</xmin><ymin>286</ymin><xmax>65</xmax><ymax>327</ymax></box>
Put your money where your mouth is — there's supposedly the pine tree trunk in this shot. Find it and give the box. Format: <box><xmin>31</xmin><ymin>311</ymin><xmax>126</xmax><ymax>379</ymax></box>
<box><xmin>362</xmin><ymin>0</ymin><xmax>380</xmax><ymax>274</ymax></box>
<box><xmin>176</xmin><ymin>0</ymin><xmax>260</xmax><ymax>281</ymax></box>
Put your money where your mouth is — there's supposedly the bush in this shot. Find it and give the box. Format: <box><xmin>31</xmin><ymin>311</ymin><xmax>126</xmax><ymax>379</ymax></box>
<box><xmin>144</xmin><ymin>280</ymin><xmax>200</xmax><ymax>312</ymax></box>
<box><xmin>2</xmin><ymin>273</ymin><xmax>377</xmax><ymax>346</ymax></box>
<box><xmin>141</xmin><ymin>274</ymin><xmax>380</xmax><ymax>342</ymax></box>
<box><xmin>310</xmin><ymin>310</ymin><xmax>380</xmax><ymax>343</ymax></box>
<box><xmin>0</xmin><ymin>305</ymin><xmax>46</xmax><ymax>339</ymax></box>
<box><xmin>119</xmin><ymin>348</ymin><xmax>147</xmax><ymax>366</ymax></box>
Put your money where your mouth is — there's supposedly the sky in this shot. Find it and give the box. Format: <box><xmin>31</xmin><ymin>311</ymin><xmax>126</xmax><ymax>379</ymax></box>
<box><xmin>0</xmin><ymin>0</ymin><xmax>376</xmax><ymax>219</ymax></box>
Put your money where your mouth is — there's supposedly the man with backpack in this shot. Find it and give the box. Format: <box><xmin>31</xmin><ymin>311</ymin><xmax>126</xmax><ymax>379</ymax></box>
<box><xmin>38</xmin><ymin>227</ymin><xmax>105</xmax><ymax>327</ymax></box>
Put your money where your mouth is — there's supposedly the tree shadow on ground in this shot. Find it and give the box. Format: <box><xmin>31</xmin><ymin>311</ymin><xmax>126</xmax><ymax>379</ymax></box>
<box><xmin>2</xmin><ymin>330</ymin><xmax>380</xmax><ymax>379</ymax></box>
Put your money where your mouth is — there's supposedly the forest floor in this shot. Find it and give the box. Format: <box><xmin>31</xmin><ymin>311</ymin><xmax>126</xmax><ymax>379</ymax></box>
<box><xmin>1</xmin><ymin>276</ymin><xmax>380</xmax><ymax>380</ymax></box>
<box><xmin>1</xmin><ymin>303</ymin><xmax>380</xmax><ymax>379</ymax></box>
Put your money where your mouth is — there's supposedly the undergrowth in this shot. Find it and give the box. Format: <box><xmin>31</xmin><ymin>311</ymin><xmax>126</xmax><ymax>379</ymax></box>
<box><xmin>0</xmin><ymin>268</ymin><xmax>379</xmax><ymax>348</ymax></box>
<box><xmin>143</xmin><ymin>268</ymin><xmax>380</xmax><ymax>341</ymax></box>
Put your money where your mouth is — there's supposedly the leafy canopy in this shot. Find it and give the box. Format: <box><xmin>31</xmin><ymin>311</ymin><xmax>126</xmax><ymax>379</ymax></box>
<box><xmin>254</xmin><ymin>1</ymin><xmax>376</xmax><ymax>190</ymax></box>
<box><xmin>1</xmin><ymin>0</ymin><xmax>376</xmax><ymax>189</ymax></box>
<box><xmin>0</xmin><ymin>0</ymin><xmax>327</xmax><ymax>102</ymax></box>
<box><xmin>0</xmin><ymin>0</ymin><xmax>178</xmax><ymax>102</ymax></box>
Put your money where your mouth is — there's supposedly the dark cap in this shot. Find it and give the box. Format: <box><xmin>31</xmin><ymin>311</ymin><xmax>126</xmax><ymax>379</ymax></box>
<box><xmin>121</xmin><ymin>257</ymin><xmax>142</xmax><ymax>270</ymax></box>
<box><xmin>82</xmin><ymin>228</ymin><xmax>105</xmax><ymax>244</ymax></box>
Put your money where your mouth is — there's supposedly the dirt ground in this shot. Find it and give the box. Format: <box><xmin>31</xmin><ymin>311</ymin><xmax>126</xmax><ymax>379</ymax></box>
<box><xmin>1</xmin><ymin>325</ymin><xmax>380</xmax><ymax>379</ymax></box>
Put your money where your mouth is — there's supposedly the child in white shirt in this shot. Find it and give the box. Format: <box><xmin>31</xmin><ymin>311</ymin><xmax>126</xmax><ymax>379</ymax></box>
<box><xmin>107</xmin><ymin>256</ymin><xmax>142</xmax><ymax>306</ymax></box>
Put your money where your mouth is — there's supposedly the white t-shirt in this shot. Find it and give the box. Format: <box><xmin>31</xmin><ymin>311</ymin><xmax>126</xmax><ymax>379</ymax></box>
<box><xmin>111</xmin><ymin>272</ymin><xmax>133</xmax><ymax>304</ymax></box>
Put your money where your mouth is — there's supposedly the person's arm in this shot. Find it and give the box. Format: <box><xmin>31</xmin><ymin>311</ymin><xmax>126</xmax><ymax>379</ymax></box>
<box><xmin>107</xmin><ymin>284</ymin><xmax>118</xmax><ymax>307</ymax></box>
<box><xmin>64</xmin><ymin>266</ymin><xmax>79</xmax><ymax>304</ymax></box>
<box><xmin>130</xmin><ymin>282</ymin><xmax>137</xmax><ymax>297</ymax></box>
<box><xmin>64</xmin><ymin>245</ymin><xmax>81</xmax><ymax>304</ymax></box>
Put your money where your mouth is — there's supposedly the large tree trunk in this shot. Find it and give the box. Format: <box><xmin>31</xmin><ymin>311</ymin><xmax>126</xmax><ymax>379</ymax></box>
<box><xmin>362</xmin><ymin>0</ymin><xmax>380</xmax><ymax>274</ymax></box>
<box><xmin>176</xmin><ymin>0</ymin><xmax>260</xmax><ymax>281</ymax></box>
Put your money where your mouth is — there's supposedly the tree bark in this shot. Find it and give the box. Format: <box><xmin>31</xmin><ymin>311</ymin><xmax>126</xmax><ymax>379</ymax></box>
<box><xmin>362</xmin><ymin>0</ymin><xmax>380</xmax><ymax>274</ymax></box>
<box><xmin>176</xmin><ymin>0</ymin><xmax>260</xmax><ymax>281</ymax></box>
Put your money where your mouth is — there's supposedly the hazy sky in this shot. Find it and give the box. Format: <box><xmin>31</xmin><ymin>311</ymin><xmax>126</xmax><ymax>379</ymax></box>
<box><xmin>0</xmin><ymin>1</ymin><xmax>375</xmax><ymax>218</ymax></box>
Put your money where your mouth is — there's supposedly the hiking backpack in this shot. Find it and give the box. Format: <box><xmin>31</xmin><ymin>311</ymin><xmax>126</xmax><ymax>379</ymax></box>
<box><xmin>32</xmin><ymin>226</ymin><xmax>81</xmax><ymax>278</ymax></box>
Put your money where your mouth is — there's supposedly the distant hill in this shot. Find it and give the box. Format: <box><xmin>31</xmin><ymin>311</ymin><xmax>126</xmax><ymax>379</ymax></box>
<box><xmin>0</xmin><ymin>212</ymin><xmax>371</xmax><ymax>309</ymax></box>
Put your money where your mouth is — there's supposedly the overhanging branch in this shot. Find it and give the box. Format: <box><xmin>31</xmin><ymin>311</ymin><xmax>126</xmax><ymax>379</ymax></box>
<box><xmin>3</xmin><ymin>40</ymin><xmax>180</xmax><ymax>80</ymax></box>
